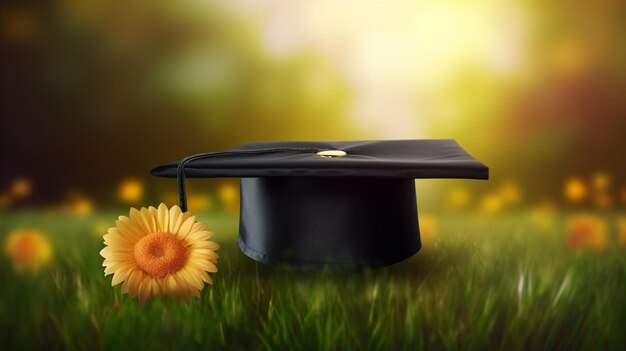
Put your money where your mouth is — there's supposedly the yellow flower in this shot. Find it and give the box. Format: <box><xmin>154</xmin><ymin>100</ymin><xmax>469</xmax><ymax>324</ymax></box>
<box><xmin>187</xmin><ymin>194</ymin><xmax>213</xmax><ymax>212</ymax></box>
<box><xmin>564</xmin><ymin>177</ymin><xmax>587</xmax><ymax>204</ymax></box>
<box><xmin>218</xmin><ymin>182</ymin><xmax>239</xmax><ymax>213</ymax></box>
<box><xmin>499</xmin><ymin>180</ymin><xmax>522</xmax><ymax>206</ymax></box>
<box><xmin>480</xmin><ymin>193</ymin><xmax>503</xmax><ymax>215</ymax></box>
<box><xmin>591</xmin><ymin>172</ymin><xmax>610</xmax><ymax>192</ymax></box>
<box><xmin>419</xmin><ymin>215</ymin><xmax>439</xmax><ymax>245</ymax></box>
<box><xmin>63</xmin><ymin>190</ymin><xmax>95</xmax><ymax>216</ymax></box>
<box><xmin>74</xmin><ymin>198</ymin><xmax>95</xmax><ymax>216</ymax></box>
<box><xmin>100</xmin><ymin>203</ymin><xmax>219</xmax><ymax>303</ymax></box>
<box><xmin>593</xmin><ymin>192</ymin><xmax>613</xmax><ymax>210</ymax></box>
<box><xmin>10</xmin><ymin>178</ymin><xmax>32</xmax><ymax>198</ymax></box>
<box><xmin>566</xmin><ymin>215</ymin><xmax>607</xmax><ymax>252</ymax></box>
<box><xmin>0</xmin><ymin>192</ymin><xmax>12</xmax><ymax>209</ymax></box>
<box><xmin>117</xmin><ymin>178</ymin><xmax>144</xmax><ymax>204</ymax></box>
<box><xmin>446</xmin><ymin>188</ymin><xmax>471</xmax><ymax>211</ymax></box>
<box><xmin>4</xmin><ymin>229</ymin><xmax>52</xmax><ymax>272</ymax></box>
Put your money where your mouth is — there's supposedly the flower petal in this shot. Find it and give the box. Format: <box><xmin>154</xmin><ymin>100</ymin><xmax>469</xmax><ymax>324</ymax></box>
<box><xmin>169</xmin><ymin>206</ymin><xmax>184</xmax><ymax>233</ymax></box>
<box><xmin>158</xmin><ymin>203</ymin><xmax>169</xmax><ymax>233</ymax></box>
<box><xmin>176</xmin><ymin>216</ymin><xmax>196</xmax><ymax>240</ymax></box>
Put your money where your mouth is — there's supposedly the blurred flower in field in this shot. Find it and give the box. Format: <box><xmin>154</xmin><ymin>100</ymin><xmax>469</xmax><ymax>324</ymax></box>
<box><xmin>593</xmin><ymin>193</ymin><xmax>613</xmax><ymax>210</ymax></box>
<box><xmin>73</xmin><ymin>198</ymin><xmax>94</xmax><ymax>216</ymax></box>
<box><xmin>564</xmin><ymin>177</ymin><xmax>587</xmax><ymax>205</ymax></box>
<box><xmin>117</xmin><ymin>178</ymin><xmax>144</xmax><ymax>204</ymax></box>
<box><xmin>499</xmin><ymin>180</ymin><xmax>523</xmax><ymax>206</ymax></box>
<box><xmin>218</xmin><ymin>182</ymin><xmax>239</xmax><ymax>213</ymax></box>
<box><xmin>100</xmin><ymin>204</ymin><xmax>219</xmax><ymax>303</ymax></box>
<box><xmin>4</xmin><ymin>229</ymin><xmax>53</xmax><ymax>273</ymax></box>
<box><xmin>591</xmin><ymin>172</ymin><xmax>610</xmax><ymax>192</ymax></box>
<box><xmin>446</xmin><ymin>188</ymin><xmax>471</xmax><ymax>211</ymax></box>
<box><xmin>590</xmin><ymin>172</ymin><xmax>612</xmax><ymax>209</ymax></box>
<box><xmin>163</xmin><ymin>190</ymin><xmax>213</xmax><ymax>212</ymax></box>
<box><xmin>480</xmin><ymin>193</ymin><xmax>503</xmax><ymax>215</ymax></box>
<box><xmin>0</xmin><ymin>192</ymin><xmax>12</xmax><ymax>209</ymax></box>
<box><xmin>63</xmin><ymin>191</ymin><xmax>95</xmax><ymax>216</ymax></box>
<box><xmin>10</xmin><ymin>178</ymin><xmax>32</xmax><ymax>199</ymax></box>
<box><xmin>529</xmin><ymin>202</ymin><xmax>557</xmax><ymax>232</ymax></box>
<box><xmin>187</xmin><ymin>194</ymin><xmax>213</xmax><ymax>212</ymax></box>
<box><xmin>93</xmin><ymin>221</ymin><xmax>112</xmax><ymax>239</ymax></box>
<box><xmin>566</xmin><ymin>215</ymin><xmax>607</xmax><ymax>252</ymax></box>
<box><xmin>618</xmin><ymin>218</ymin><xmax>626</xmax><ymax>247</ymax></box>
<box><xmin>419</xmin><ymin>215</ymin><xmax>439</xmax><ymax>245</ymax></box>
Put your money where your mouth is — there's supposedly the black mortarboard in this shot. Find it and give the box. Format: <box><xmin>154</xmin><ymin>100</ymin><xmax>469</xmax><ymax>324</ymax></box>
<box><xmin>151</xmin><ymin>139</ymin><xmax>488</xmax><ymax>272</ymax></box>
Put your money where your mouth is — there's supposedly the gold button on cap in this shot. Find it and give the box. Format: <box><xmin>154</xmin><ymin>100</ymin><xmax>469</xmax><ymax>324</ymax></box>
<box><xmin>317</xmin><ymin>150</ymin><xmax>347</xmax><ymax>158</ymax></box>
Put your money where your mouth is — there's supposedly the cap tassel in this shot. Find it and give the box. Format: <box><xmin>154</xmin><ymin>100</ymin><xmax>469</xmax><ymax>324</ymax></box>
<box><xmin>176</xmin><ymin>147</ymin><xmax>324</xmax><ymax>212</ymax></box>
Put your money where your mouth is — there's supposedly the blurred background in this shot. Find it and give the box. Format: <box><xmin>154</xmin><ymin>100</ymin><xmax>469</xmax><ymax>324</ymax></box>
<box><xmin>1</xmin><ymin>0</ymin><xmax>625</xmax><ymax>212</ymax></box>
<box><xmin>2</xmin><ymin>1</ymin><xmax>626</xmax><ymax>348</ymax></box>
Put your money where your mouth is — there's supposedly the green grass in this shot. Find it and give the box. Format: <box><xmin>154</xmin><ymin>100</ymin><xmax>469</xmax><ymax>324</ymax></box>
<box><xmin>1</xmin><ymin>211</ymin><xmax>625</xmax><ymax>350</ymax></box>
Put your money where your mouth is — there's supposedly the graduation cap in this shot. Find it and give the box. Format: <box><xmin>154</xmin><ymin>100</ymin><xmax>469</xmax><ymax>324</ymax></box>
<box><xmin>151</xmin><ymin>139</ymin><xmax>488</xmax><ymax>272</ymax></box>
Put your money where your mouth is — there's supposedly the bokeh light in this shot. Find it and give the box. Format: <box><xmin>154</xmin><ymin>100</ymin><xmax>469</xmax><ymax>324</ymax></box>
<box><xmin>10</xmin><ymin>178</ymin><xmax>32</xmax><ymax>199</ymax></box>
<box><xmin>218</xmin><ymin>182</ymin><xmax>240</xmax><ymax>214</ymax></box>
<box><xmin>117</xmin><ymin>178</ymin><xmax>144</xmax><ymax>204</ymax></box>
<box><xmin>446</xmin><ymin>187</ymin><xmax>472</xmax><ymax>211</ymax></box>
<box><xmin>1</xmin><ymin>0</ymin><xmax>625</xmax><ymax>347</ymax></box>
<box><xmin>4</xmin><ymin>229</ymin><xmax>52</xmax><ymax>273</ymax></box>
<box><xmin>566</xmin><ymin>215</ymin><xmax>607</xmax><ymax>253</ymax></box>
<box><xmin>418</xmin><ymin>214</ymin><xmax>438</xmax><ymax>245</ymax></box>
<box><xmin>564</xmin><ymin>177</ymin><xmax>588</xmax><ymax>205</ymax></box>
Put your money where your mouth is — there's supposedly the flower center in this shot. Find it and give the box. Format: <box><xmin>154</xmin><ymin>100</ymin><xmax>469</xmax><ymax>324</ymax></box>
<box><xmin>134</xmin><ymin>232</ymin><xmax>188</xmax><ymax>277</ymax></box>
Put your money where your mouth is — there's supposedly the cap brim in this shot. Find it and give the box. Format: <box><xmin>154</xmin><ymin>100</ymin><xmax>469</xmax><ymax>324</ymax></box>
<box><xmin>150</xmin><ymin>139</ymin><xmax>489</xmax><ymax>179</ymax></box>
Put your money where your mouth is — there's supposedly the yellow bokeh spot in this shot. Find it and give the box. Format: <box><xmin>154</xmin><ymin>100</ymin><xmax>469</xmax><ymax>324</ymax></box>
<box><xmin>0</xmin><ymin>192</ymin><xmax>12</xmax><ymax>208</ymax></box>
<box><xmin>74</xmin><ymin>198</ymin><xmax>94</xmax><ymax>216</ymax></box>
<box><xmin>480</xmin><ymin>193</ymin><xmax>503</xmax><ymax>215</ymax></box>
<box><xmin>566</xmin><ymin>215</ymin><xmax>607</xmax><ymax>252</ymax></box>
<box><xmin>63</xmin><ymin>190</ymin><xmax>95</xmax><ymax>216</ymax></box>
<box><xmin>499</xmin><ymin>180</ymin><xmax>523</xmax><ymax>206</ymax></box>
<box><xmin>419</xmin><ymin>215</ymin><xmax>439</xmax><ymax>244</ymax></box>
<box><xmin>447</xmin><ymin>188</ymin><xmax>471</xmax><ymax>211</ymax></box>
<box><xmin>564</xmin><ymin>177</ymin><xmax>587</xmax><ymax>204</ymax></box>
<box><xmin>11</xmin><ymin>178</ymin><xmax>32</xmax><ymax>198</ymax></box>
<box><xmin>187</xmin><ymin>194</ymin><xmax>213</xmax><ymax>212</ymax></box>
<box><xmin>218</xmin><ymin>182</ymin><xmax>239</xmax><ymax>213</ymax></box>
<box><xmin>117</xmin><ymin>178</ymin><xmax>144</xmax><ymax>204</ymax></box>
<box><xmin>593</xmin><ymin>192</ymin><xmax>612</xmax><ymax>210</ymax></box>
<box><xmin>591</xmin><ymin>172</ymin><xmax>611</xmax><ymax>192</ymax></box>
<box><xmin>4</xmin><ymin>229</ymin><xmax>53</xmax><ymax>273</ymax></box>
<box><xmin>92</xmin><ymin>221</ymin><xmax>111</xmax><ymax>238</ymax></box>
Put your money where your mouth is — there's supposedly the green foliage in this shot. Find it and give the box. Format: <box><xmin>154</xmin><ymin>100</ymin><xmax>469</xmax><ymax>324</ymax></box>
<box><xmin>1</xmin><ymin>212</ymin><xmax>625</xmax><ymax>350</ymax></box>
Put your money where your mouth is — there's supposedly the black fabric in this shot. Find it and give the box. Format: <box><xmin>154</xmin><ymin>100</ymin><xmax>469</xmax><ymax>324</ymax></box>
<box><xmin>150</xmin><ymin>139</ymin><xmax>488</xmax><ymax>271</ymax></box>
<box><xmin>238</xmin><ymin>177</ymin><xmax>421</xmax><ymax>272</ymax></box>
<box><xmin>150</xmin><ymin>139</ymin><xmax>489</xmax><ymax>179</ymax></box>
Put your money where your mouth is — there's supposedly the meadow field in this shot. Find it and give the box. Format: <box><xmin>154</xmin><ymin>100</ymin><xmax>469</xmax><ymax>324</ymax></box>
<box><xmin>1</xmin><ymin>210</ymin><xmax>625</xmax><ymax>350</ymax></box>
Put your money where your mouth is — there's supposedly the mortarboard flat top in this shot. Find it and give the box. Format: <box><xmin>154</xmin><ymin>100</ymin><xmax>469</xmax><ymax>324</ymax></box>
<box><xmin>152</xmin><ymin>139</ymin><xmax>488</xmax><ymax>272</ymax></box>
<box><xmin>150</xmin><ymin>139</ymin><xmax>488</xmax><ymax>179</ymax></box>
